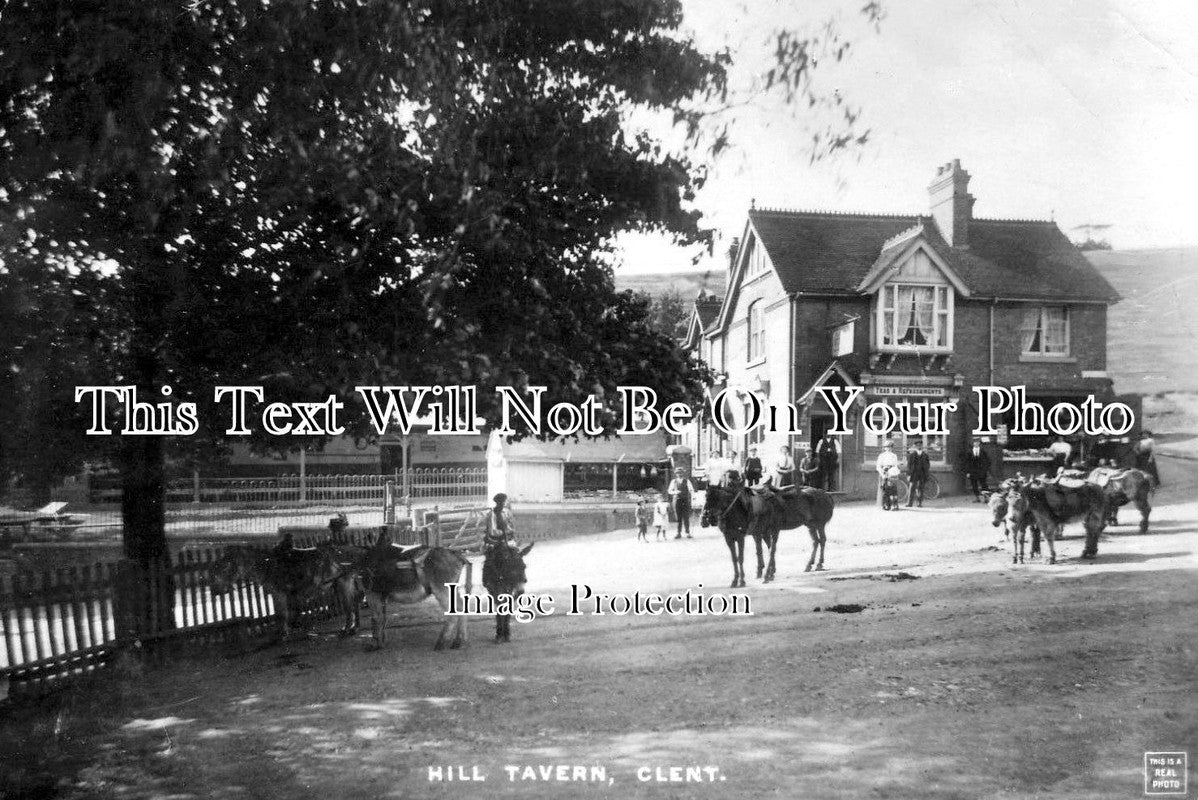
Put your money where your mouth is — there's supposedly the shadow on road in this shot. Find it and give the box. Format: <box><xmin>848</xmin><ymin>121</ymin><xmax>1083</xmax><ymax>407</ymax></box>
<box><xmin>1067</xmin><ymin>550</ymin><xmax>1192</xmax><ymax>566</ymax></box>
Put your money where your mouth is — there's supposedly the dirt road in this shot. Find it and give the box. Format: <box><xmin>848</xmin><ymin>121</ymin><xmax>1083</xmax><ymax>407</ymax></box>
<box><xmin>4</xmin><ymin>459</ymin><xmax>1196</xmax><ymax>799</ymax></box>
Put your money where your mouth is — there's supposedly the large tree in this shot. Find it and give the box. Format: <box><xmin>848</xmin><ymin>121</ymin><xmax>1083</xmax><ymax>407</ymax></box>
<box><xmin>0</xmin><ymin>0</ymin><xmax>878</xmax><ymax>634</ymax></box>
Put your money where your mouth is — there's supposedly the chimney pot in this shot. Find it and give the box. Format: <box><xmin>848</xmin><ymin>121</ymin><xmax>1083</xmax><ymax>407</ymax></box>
<box><xmin>928</xmin><ymin>160</ymin><xmax>974</xmax><ymax>247</ymax></box>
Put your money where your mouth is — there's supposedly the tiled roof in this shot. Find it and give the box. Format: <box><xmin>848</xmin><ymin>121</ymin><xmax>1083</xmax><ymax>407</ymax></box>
<box><xmin>694</xmin><ymin>296</ymin><xmax>722</xmax><ymax>331</ymax></box>
<box><xmin>749</xmin><ymin>209</ymin><xmax>1120</xmax><ymax>302</ymax></box>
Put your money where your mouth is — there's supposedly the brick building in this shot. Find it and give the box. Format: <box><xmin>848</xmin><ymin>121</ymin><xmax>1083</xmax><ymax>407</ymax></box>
<box><xmin>681</xmin><ymin>160</ymin><xmax>1128</xmax><ymax>499</ymax></box>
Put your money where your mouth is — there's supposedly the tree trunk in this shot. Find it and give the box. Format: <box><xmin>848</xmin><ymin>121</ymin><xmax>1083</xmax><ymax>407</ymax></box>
<box><xmin>119</xmin><ymin>432</ymin><xmax>175</xmax><ymax>641</ymax></box>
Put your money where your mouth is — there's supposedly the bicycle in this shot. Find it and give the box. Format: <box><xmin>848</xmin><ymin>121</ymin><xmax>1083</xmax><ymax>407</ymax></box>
<box><xmin>891</xmin><ymin>473</ymin><xmax>942</xmax><ymax>503</ymax></box>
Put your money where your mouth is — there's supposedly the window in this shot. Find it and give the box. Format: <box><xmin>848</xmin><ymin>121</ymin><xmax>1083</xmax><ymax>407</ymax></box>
<box><xmin>877</xmin><ymin>284</ymin><xmax>952</xmax><ymax>350</ymax></box>
<box><xmin>1021</xmin><ymin>306</ymin><xmax>1069</xmax><ymax>356</ymax></box>
<box><xmin>747</xmin><ymin>301</ymin><xmax>764</xmax><ymax>362</ymax></box>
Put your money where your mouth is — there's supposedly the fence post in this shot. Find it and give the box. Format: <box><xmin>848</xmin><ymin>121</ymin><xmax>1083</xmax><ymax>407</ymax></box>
<box><xmin>384</xmin><ymin>480</ymin><xmax>397</xmax><ymax>524</ymax></box>
<box><xmin>611</xmin><ymin>463</ymin><xmax>618</xmax><ymax>500</ymax></box>
<box><xmin>192</xmin><ymin>469</ymin><xmax>201</xmax><ymax>504</ymax></box>
<box><xmin>299</xmin><ymin>449</ymin><xmax>307</xmax><ymax>502</ymax></box>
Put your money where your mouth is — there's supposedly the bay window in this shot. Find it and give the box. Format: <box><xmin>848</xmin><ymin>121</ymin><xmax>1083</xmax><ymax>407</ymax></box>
<box><xmin>876</xmin><ymin>284</ymin><xmax>952</xmax><ymax>351</ymax></box>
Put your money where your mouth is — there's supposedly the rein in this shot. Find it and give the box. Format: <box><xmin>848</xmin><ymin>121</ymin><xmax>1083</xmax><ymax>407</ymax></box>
<box><xmin>710</xmin><ymin>488</ymin><xmax>744</xmax><ymax>521</ymax></box>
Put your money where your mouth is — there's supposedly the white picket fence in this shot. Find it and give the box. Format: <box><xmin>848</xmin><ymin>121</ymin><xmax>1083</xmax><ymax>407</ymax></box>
<box><xmin>89</xmin><ymin>469</ymin><xmax>488</xmax><ymax>506</ymax></box>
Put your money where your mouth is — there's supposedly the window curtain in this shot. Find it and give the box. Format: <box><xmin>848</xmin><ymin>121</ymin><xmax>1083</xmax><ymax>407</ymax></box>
<box><xmin>897</xmin><ymin>287</ymin><xmax>933</xmax><ymax>346</ymax></box>
<box><xmin>1044</xmin><ymin>307</ymin><xmax>1067</xmax><ymax>353</ymax></box>
<box><xmin>1020</xmin><ymin>308</ymin><xmax>1042</xmax><ymax>352</ymax></box>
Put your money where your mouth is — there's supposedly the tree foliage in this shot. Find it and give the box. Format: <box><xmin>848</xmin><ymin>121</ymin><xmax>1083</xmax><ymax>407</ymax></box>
<box><xmin>0</xmin><ymin>0</ymin><xmax>883</xmax><ymax>615</ymax></box>
<box><xmin>635</xmin><ymin>288</ymin><xmax>693</xmax><ymax>342</ymax></box>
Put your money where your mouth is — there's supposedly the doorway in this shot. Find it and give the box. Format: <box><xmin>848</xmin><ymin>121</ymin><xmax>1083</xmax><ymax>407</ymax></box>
<box><xmin>808</xmin><ymin>414</ymin><xmax>842</xmax><ymax>492</ymax></box>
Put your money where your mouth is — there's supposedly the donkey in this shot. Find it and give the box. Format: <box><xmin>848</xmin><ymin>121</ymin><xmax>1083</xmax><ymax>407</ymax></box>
<box><xmin>211</xmin><ymin>543</ymin><xmax>351</xmax><ymax>641</ymax></box>
<box><xmin>1087</xmin><ymin>467</ymin><xmax>1152</xmax><ymax>533</ymax></box>
<box><xmin>701</xmin><ymin>484</ymin><xmax>760</xmax><ymax>588</ymax></box>
<box><xmin>1018</xmin><ymin>480</ymin><xmax>1107</xmax><ymax>563</ymax></box>
<box><xmin>482</xmin><ymin>542</ymin><xmax>534</xmax><ymax>643</ymax></box>
<box><xmin>358</xmin><ymin>542</ymin><xmax>473</xmax><ymax>651</ymax></box>
<box><xmin>986</xmin><ymin>479</ymin><xmax>1041</xmax><ymax>563</ymax></box>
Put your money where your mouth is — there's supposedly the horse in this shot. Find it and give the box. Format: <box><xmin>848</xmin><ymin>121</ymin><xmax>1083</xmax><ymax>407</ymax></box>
<box><xmin>482</xmin><ymin>542</ymin><xmax>534</xmax><ymax>643</ymax></box>
<box><xmin>706</xmin><ymin>484</ymin><xmax>834</xmax><ymax>580</ymax></box>
<box><xmin>210</xmin><ymin>543</ymin><xmax>353</xmax><ymax>640</ymax></box>
<box><xmin>1018</xmin><ymin>479</ymin><xmax>1107</xmax><ymax>563</ymax></box>
<box><xmin>358</xmin><ymin>542</ymin><xmax>473</xmax><ymax>650</ymax></box>
<box><xmin>701</xmin><ymin>484</ymin><xmax>759</xmax><ymax>588</ymax></box>
<box><xmin>1087</xmin><ymin>467</ymin><xmax>1152</xmax><ymax>533</ymax></box>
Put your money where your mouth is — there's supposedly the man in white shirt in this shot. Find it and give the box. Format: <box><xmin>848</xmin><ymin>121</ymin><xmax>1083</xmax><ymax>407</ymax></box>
<box><xmin>667</xmin><ymin>468</ymin><xmax>697</xmax><ymax>539</ymax></box>
<box><xmin>1048</xmin><ymin>436</ymin><xmax>1072</xmax><ymax>474</ymax></box>
<box><xmin>705</xmin><ymin>450</ymin><xmax>728</xmax><ymax>488</ymax></box>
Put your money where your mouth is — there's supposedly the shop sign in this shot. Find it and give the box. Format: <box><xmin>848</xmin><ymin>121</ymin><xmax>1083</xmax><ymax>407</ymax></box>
<box><xmin>868</xmin><ymin>386</ymin><xmax>950</xmax><ymax>397</ymax></box>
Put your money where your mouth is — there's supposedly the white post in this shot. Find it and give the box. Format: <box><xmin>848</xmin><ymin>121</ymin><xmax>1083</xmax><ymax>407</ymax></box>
<box><xmin>401</xmin><ymin>435</ymin><xmax>412</xmax><ymax>511</ymax></box>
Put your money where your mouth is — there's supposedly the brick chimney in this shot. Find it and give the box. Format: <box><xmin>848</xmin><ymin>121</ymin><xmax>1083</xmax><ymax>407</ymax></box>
<box><xmin>728</xmin><ymin>236</ymin><xmax>740</xmax><ymax>278</ymax></box>
<box><xmin>928</xmin><ymin>159</ymin><xmax>974</xmax><ymax>247</ymax></box>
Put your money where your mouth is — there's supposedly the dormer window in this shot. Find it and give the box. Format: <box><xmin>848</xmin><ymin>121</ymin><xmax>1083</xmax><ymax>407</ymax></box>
<box><xmin>862</xmin><ymin>246</ymin><xmax>958</xmax><ymax>354</ymax></box>
<box><xmin>877</xmin><ymin>284</ymin><xmax>952</xmax><ymax>351</ymax></box>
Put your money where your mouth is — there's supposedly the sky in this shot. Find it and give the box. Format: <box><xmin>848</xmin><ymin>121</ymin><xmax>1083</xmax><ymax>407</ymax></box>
<box><xmin>616</xmin><ymin>0</ymin><xmax>1198</xmax><ymax>273</ymax></box>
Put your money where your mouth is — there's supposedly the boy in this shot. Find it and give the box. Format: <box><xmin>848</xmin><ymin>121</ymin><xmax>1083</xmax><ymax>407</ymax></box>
<box><xmin>484</xmin><ymin>493</ymin><xmax>517</xmax><ymax>551</ymax></box>
<box><xmin>635</xmin><ymin>499</ymin><xmax>652</xmax><ymax>542</ymax></box>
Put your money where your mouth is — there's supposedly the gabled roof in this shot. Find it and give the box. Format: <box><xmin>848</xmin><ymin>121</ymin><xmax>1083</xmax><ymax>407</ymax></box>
<box><xmin>746</xmin><ymin>208</ymin><xmax>1120</xmax><ymax>303</ymax></box>
<box><xmin>855</xmin><ymin>220</ymin><xmax>972</xmax><ymax>297</ymax></box>
<box><xmin>796</xmin><ymin>360</ymin><xmax>860</xmax><ymax>406</ymax></box>
<box><xmin>683</xmin><ymin>293</ymin><xmax>725</xmax><ymax>348</ymax></box>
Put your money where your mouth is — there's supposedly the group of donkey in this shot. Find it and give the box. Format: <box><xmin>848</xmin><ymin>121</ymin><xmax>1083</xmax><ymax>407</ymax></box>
<box><xmin>986</xmin><ymin>466</ymin><xmax>1154</xmax><ymax>564</ymax></box>
<box><xmin>700</xmin><ymin>481</ymin><xmax>835</xmax><ymax>587</ymax></box>
<box><xmin>210</xmin><ymin>533</ymin><xmax>533</xmax><ymax>650</ymax></box>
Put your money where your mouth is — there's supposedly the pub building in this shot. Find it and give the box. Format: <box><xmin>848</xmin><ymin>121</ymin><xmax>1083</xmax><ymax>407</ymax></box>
<box><xmin>679</xmin><ymin>160</ymin><xmax>1136</xmax><ymax>500</ymax></box>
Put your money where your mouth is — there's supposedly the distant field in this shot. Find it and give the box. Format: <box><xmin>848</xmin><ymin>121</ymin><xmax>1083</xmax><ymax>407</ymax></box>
<box><xmin>614</xmin><ymin>268</ymin><xmax>727</xmax><ymax>299</ymax></box>
<box><xmin>1085</xmin><ymin>247</ymin><xmax>1198</xmax><ymax>394</ymax></box>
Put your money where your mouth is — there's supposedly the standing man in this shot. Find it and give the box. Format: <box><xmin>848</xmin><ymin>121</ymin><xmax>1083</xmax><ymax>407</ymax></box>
<box><xmin>963</xmin><ymin>439</ymin><xmax>990</xmax><ymax>502</ymax></box>
<box><xmin>743</xmin><ymin>447</ymin><xmax>764</xmax><ymax>486</ymax></box>
<box><xmin>816</xmin><ymin>434</ymin><xmax>839</xmax><ymax>491</ymax></box>
<box><xmin>875</xmin><ymin>440</ymin><xmax>900</xmax><ymax>508</ymax></box>
<box><xmin>667</xmin><ymin>468</ymin><xmax>696</xmax><ymax>539</ymax></box>
<box><xmin>1134</xmin><ymin>430</ymin><xmax>1161</xmax><ymax>487</ymax></box>
<box><xmin>798</xmin><ymin>446</ymin><xmax>820</xmax><ymax>487</ymax></box>
<box><xmin>906</xmin><ymin>442</ymin><xmax>931</xmax><ymax>507</ymax></box>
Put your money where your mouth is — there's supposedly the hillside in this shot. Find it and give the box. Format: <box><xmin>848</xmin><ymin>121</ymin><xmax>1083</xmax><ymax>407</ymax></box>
<box><xmin>1085</xmin><ymin>246</ymin><xmax>1198</xmax><ymax>395</ymax></box>
<box><xmin>614</xmin><ymin>268</ymin><xmax>727</xmax><ymax>300</ymax></box>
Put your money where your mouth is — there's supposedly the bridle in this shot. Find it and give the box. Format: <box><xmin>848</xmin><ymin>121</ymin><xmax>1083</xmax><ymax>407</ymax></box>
<box><xmin>707</xmin><ymin>486</ymin><xmax>745</xmax><ymax>523</ymax></box>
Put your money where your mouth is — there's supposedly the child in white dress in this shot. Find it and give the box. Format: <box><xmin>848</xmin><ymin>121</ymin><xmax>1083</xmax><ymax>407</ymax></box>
<box><xmin>652</xmin><ymin>494</ymin><xmax>671</xmax><ymax>541</ymax></box>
